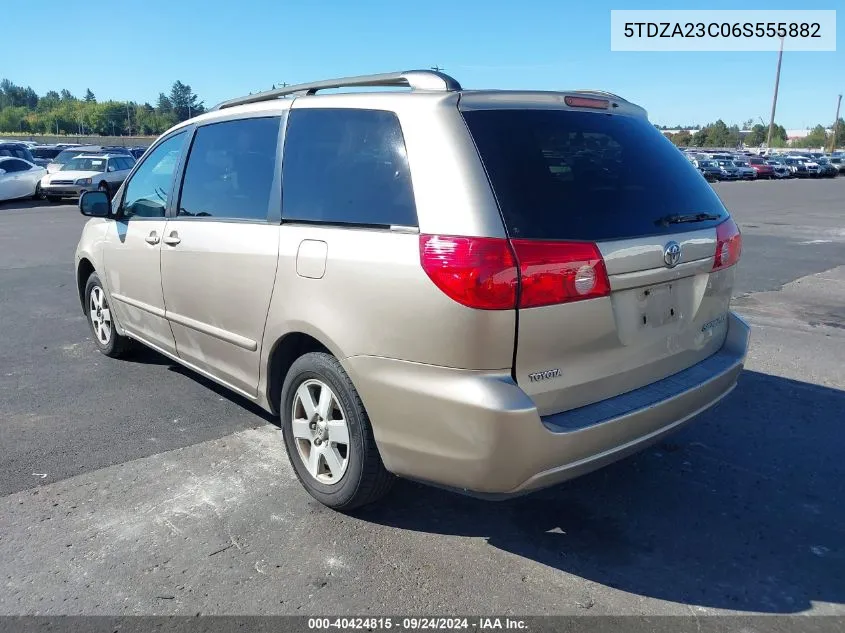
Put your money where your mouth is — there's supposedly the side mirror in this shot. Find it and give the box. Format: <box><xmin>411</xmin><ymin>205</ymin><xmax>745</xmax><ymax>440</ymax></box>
<box><xmin>79</xmin><ymin>190</ymin><xmax>111</xmax><ymax>217</ymax></box>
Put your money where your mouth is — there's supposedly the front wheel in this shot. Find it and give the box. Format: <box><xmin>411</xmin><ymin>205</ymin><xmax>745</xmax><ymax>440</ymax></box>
<box><xmin>84</xmin><ymin>272</ymin><xmax>130</xmax><ymax>358</ymax></box>
<box><xmin>32</xmin><ymin>182</ymin><xmax>42</xmax><ymax>199</ymax></box>
<box><xmin>280</xmin><ymin>352</ymin><xmax>393</xmax><ymax>511</ymax></box>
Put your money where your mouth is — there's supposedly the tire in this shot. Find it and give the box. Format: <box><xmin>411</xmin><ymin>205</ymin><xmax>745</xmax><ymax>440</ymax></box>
<box><xmin>280</xmin><ymin>352</ymin><xmax>393</xmax><ymax>511</ymax></box>
<box><xmin>32</xmin><ymin>182</ymin><xmax>42</xmax><ymax>200</ymax></box>
<box><xmin>84</xmin><ymin>272</ymin><xmax>130</xmax><ymax>358</ymax></box>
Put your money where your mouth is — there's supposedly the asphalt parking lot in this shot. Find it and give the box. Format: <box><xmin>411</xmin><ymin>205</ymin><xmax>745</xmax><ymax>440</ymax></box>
<box><xmin>0</xmin><ymin>178</ymin><xmax>844</xmax><ymax>616</ymax></box>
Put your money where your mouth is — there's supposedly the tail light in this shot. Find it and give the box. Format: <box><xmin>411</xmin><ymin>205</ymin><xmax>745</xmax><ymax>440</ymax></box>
<box><xmin>510</xmin><ymin>240</ymin><xmax>610</xmax><ymax>307</ymax></box>
<box><xmin>419</xmin><ymin>235</ymin><xmax>610</xmax><ymax>310</ymax></box>
<box><xmin>419</xmin><ymin>235</ymin><xmax>517</xmax><ymax>310</ymax></box>
<box><xmin>713</xmin><ymin>218</ymin><xmax>742</xmax><ymax>270</ymax></box>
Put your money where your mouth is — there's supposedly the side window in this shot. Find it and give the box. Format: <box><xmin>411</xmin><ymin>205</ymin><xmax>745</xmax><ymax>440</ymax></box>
<box><xmin>106</xmin><ymin>160</ymin><xmax>117</xmax><ymax>172</ymax></box>
<box><xmin>2</xmin><ymin>159</ymin><xmax>30</xmax><ymax>172</ymax></box>
<box><xmin>120</xmin><ymin>131</ymin><xmax>187</xmax><ymax>220</ymax></box>
<box><xmin>281</xmin><ymin>109</ymin><xmax>417</xmax><ymax>227</ymax></box>
<box><xmin>177</xmin><ymin>117</ymin><xmax>280</xmax><ymax>221</ymax></box>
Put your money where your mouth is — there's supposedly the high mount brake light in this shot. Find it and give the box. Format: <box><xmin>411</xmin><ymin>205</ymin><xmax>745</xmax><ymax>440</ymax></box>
<box><xmin>564</xmin><ymin>96</ymin><xmax>610</xmax><ymax>110</ymax></box>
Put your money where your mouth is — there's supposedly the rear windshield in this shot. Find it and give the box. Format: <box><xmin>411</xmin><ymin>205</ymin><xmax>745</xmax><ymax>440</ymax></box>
<box><xmin>32</xmin><ymin>147</ymin><xmax>62</xmax><ymax>159</ymax></box>
<box><xmin>463</xmin><ymin>109</ymin><xmax>728</xmax><ymax>241</ymax></box>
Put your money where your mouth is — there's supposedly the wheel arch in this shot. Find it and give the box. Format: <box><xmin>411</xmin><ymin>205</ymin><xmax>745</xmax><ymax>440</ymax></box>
<box><xmin>76</xmin><ymin>257</ymin><xmax>96</xmax><ymax>314</ymax></box>
<box><xmin>265</xmin><ymin>331</ymin><xmax>334</xmax><ymax>416</ymax></box>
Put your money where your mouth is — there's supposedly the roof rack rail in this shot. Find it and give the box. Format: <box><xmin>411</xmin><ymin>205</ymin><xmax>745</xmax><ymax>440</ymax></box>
<box><xmin>213</xmin><ymin>69</ymin><xmax>462</xmax><ymax>111</ymax></box>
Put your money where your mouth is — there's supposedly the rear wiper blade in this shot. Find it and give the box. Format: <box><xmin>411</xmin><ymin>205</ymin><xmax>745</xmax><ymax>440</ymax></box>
<box><xmin>655</xmin><ymin>213</ymin><xmax>722</xmax><ymax>226</ymax></box>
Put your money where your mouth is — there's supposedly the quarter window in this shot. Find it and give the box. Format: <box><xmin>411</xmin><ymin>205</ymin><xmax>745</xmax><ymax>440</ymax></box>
<box><xmin>177</xmin><ymin>117</ymin><xmax>280</xmax><ymax>221</ymax></box>
<box><xmin>281</xmin><ymin>108</ymin><xmax>417</xmax><ymax>227</ymax></box>
<box><xmin>120</xmin><ymin>131</ymin><xmax>187</xmax><ymax>220</ymax></box>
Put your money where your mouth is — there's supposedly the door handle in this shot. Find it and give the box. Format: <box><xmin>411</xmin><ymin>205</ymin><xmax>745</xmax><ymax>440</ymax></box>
<box><xmin>144</xmin><ymin>231</ymin><xmax>160</xmax><ymax>245</ymax></box>
<box><xmin>163</xmin><ymin>232</ymin><xmax>181</xmax><ymax>246</ymax></box>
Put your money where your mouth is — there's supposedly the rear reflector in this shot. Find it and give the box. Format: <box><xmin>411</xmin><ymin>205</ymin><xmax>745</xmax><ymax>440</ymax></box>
<box><xmin>419</xmin><ymin>235</ymin><xmax>517</xmax><ymax>310</ymax></box>
<box><xmin>510</xmin><ymin>240</ymin><xmax>610</xmax><ymax>307</ymax></box>
<box><xmin>564</xmin><ymin>96</ymin><xmax>610</xmax><ymax>110</ymax></box>
<box><xmin>713</xmin><ymin>218</ymin><xmax>742</xmax><ymax>270</ymax></box>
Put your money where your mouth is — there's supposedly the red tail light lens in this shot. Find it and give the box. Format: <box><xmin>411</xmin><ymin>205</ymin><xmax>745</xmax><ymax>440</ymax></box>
<box><xmin>419</xmin><ymin>235</ymin><xmax>517</xmax><ymax>310</ymax></box>
<box><xmin>510</xmin><ymin>240</ymin><xmax>610</xmax><ymax>308</ymax></box>
<box><xmin>713</xmin><ymin>218</ymin><xmax>742</xmax><ymax>270</ymax></box>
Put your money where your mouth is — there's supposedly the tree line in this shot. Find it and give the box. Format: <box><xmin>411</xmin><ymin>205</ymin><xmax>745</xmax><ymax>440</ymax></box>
<box><xmin>0</xmin><ymin>79</ymin><xmax>205</xmax><ymax>136</ymax></box>
<box><xmin>660</xmin><ymin>118</ymin><xmax>844</xmax><ymax>149</ymax></box>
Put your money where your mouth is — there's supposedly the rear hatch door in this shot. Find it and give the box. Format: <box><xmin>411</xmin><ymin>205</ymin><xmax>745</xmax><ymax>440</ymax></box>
<box><xmin>461</xmin><ymin>102</ymin><xmax>738</xmax><ymax>416</ymax></box>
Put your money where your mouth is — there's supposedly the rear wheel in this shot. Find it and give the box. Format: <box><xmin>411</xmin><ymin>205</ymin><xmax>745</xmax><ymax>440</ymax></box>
<box><xmin>32</xmin><ymin>182</ymin><xmax>42</xmax><ymax>199</ymax></box>
<box><xmin>84</xmin><ymin>272</ymin><xmax>130</xmax><ymax>358</ymax></box>
<box><xmin>280</xmin><ymin>352</ymin><xmax>393</xmax><ymax>511</ymax></box>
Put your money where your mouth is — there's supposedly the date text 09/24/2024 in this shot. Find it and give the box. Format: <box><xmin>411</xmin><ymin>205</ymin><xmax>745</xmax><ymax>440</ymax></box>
<box><xmin>307</xmin><ymin>617</ymin><xmax>528</xmax><ymax>630</ymax></box>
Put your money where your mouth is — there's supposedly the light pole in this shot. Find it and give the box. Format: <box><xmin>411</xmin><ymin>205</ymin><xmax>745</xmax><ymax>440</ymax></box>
<box><xmin>766</xmin><ymin>36</ymin><xmax>785</xmax><ymax>149</ymax></box>
<box><xmin>831</xmin><ymin>94</ymin><xmax>842</xmax><ymax>152</ymax></box>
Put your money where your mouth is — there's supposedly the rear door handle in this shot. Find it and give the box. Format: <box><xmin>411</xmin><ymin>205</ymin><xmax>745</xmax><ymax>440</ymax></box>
<box><xmin>163</xmin><ymin>232</ymin><xmax>181</xmax><ymax>246</ymax></box>
<box><xmin>144</xmin><ymin>231</ymin><xmax>160</xmax><ymax>245</ymax></box>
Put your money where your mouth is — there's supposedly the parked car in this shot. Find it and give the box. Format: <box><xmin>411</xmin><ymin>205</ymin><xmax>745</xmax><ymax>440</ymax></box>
<box><xmin>0</xmin><ymin>142</ymin><xmax>37</xmax><ymax>165</ymax></box>
<box><xmin>788</xmin><ymin>156</ymin><xmax>821</xmax><ymax>177</ymax></box>
<box><xmin>694</xmin><ymin>159</ymin><xmax>722</xmax><ymax>181</ymax></box>
<box><xmin>41</xmin><ymin>153</ymin><xmax>135</xmax><ymax>200</ymax></box>
<box><xmin>716</xmin><ymin>160</ymin><xmax>740</xmax><ymax>180</ymax></box>
<box><xmin>747</xmin><ymin>157</ymin><xmax>774</xmax><ymax>179</ymax></box>
<box><xmin>0</xmin><ymin>156</ymin><xmax>47</xmax><ymax>202</ymax></box>
<box><xmin>783</xmin><ymin>157</ymin><xmax>811</xmax><ymax>177</ymax></box>
<box><xmin>829</xmin><ymin>155</ymin><xmax>845</xmax><ymax>173</ymax></box>
<box><xmin>766</xmin><ymin>159</ymin><xmax>793</xmax><ymax>179</ymax></box>
<box><xmin>128</xmin><ymin>146</ymin><xmax>148</xmax><ymax>159</ymax></box>
<box><xmin>73</xmin><ymin>70</ymin><xmax>748</xmax><ymax>510</ymax></box>
<box><xmin>46</xmin><ymin>145</ymin><xmax>132</xmax><ymax>174</ymax></box>
<box><xmin>732</xmin><ymin>159</ymin><xmax>757</xmax><ymax>180</ymax></box>
<box><xmin>814</xmin><ymin>157</ymin><xmax>838</xmax><ymax>178</ymax></box>
<box><xmin>29</xmin><ymin>144</ymin><xmax>68</xmax><ymax>168</ymax></box>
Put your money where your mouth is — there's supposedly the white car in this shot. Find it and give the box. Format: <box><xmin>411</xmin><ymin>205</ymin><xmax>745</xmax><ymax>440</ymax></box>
<box><xmin>41</xmin><ymin>154</ymin><xmax>136</xmax><ymax>201</ymax></box>
<box><xmin>0</xmin><ymin>156</ymin><xmax>47</xmax><ymax>202</ymax></box>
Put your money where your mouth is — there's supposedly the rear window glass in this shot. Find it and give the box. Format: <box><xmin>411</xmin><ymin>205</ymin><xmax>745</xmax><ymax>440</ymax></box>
<box><xmin>462</xmin><ymin>110</ymin><xmax>728</xmax><ymax>241</ymax></box>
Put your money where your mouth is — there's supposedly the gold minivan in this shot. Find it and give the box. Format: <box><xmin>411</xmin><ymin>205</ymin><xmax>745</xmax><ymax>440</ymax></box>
<box><xmin>74</xmin><ymin>70</ymin><xmax>749</xmax><ymax>510</ymax></box>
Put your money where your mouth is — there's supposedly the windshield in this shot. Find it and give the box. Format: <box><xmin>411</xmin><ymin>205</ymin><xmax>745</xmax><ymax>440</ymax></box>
<box><xmin>461</xmin><ymin>108</ymin><xmax>728</xmax><ymax>241</ymax></box>
<box><xmin>699</xmin><ymin>160</ymin><xmax>717</xmax><ymax>168</ymax></box>
<box><xmin>62</xmin><ymin>157</ymin><xmax>107</xmax><ymax>172</ymax></box>
<box><xmin>733</xmin><ymin>161</ymin><xmax>748</xmax><ymax>167</ymax></box>
<box><xmin>718</xmin><ymin>160</ymin><xmax>733</xmax><ymax>167</ymax></box>
<box><xmin>53</xmin><ymin>149</ymin><xmax>89</xmax><ymax>164</ymax></box>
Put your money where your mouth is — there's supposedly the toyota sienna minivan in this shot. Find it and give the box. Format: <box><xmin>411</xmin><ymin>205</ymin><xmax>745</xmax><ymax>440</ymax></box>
<box><xmin>74</xmin><ymin>70</ymin><xmax>749</xmax><ymax>510</ymax></box>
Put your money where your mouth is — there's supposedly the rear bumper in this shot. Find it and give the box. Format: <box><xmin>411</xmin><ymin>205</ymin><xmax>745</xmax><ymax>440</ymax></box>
<box><xmin>345</xmin><ymin>312</ymin><xmax>750</xmax><ymax>496</ymax></box>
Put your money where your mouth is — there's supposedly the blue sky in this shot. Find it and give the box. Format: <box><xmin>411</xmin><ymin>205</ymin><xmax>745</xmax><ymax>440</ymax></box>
<box><xmin>5</xmin><ymin>0</ymin><xmax>842</xmax><ymax>128</ymax></box>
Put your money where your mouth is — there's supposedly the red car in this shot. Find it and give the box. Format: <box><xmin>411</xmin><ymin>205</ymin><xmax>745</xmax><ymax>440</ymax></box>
<box><xmin>749</xmin><ymin>157</ymin><xmax>774</xmax><ymax>179</ymax></box>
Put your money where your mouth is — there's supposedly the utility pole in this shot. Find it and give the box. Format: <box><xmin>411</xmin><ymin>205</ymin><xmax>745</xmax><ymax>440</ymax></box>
<box><xmin>831</xmin><ymin>94</ymin><xmax>842</xmax><ymax>152</ymax></box>
<box><xmin>126</xmin><ymin>104</ymin><xmax>132</xmax><ymax>137</ymax></box>
<box><xmin>766</xmin><ymin>36</ymin><xmax>784</xmax><ymax>149</ymax></box>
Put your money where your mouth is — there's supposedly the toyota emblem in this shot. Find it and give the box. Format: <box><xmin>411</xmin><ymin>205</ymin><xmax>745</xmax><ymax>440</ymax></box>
<box><xmin>663</xmin><ymin>241</ymin><xmax>681</xmax><ymax>268</ymax></box>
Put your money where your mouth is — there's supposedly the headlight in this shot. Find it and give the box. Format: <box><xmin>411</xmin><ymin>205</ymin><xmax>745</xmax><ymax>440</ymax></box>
<box><xmin>75</xmin><ymin>178</ymin><xmax>92</xmax><ymax>185</ymax></box>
